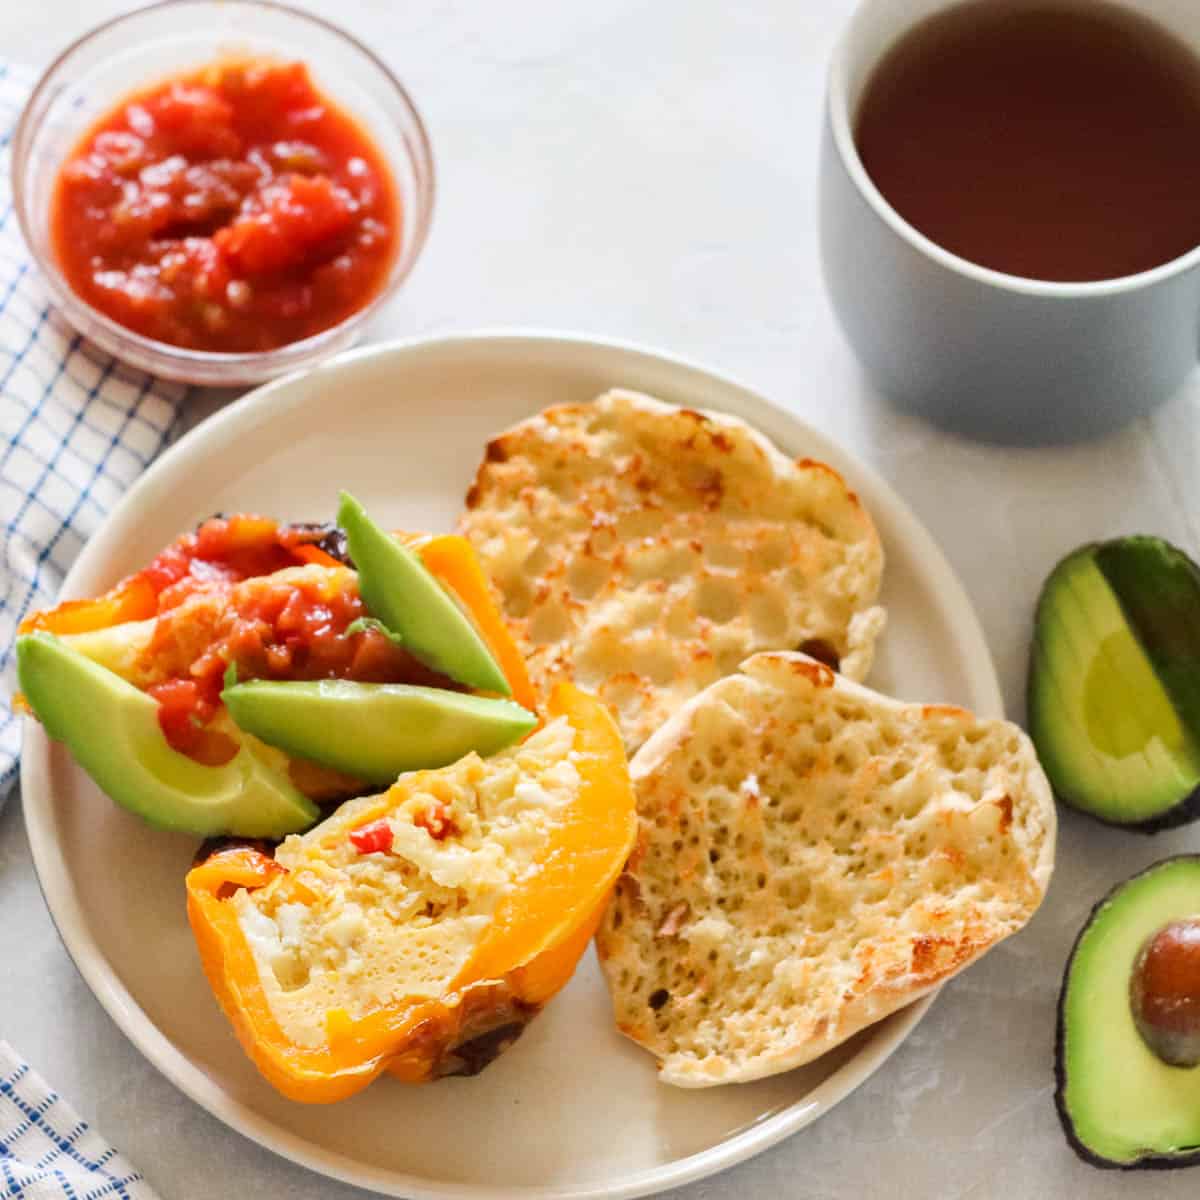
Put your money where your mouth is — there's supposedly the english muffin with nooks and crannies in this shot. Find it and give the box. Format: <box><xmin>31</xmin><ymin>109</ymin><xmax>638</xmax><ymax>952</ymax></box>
<box><xmin>596</xmin><ymin>651</ymin><xmax>1055</xmax><ymax>1087</ymax></box>
<box><xmin>458</xmin><ymin>390</ymin><xmax>886</xmax><ymax>752</ymax></box>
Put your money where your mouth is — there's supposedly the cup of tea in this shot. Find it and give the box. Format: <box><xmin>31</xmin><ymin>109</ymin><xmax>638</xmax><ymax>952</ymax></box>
<box><xmin>819</xmin><ymin>0</ymin><xmax>1200</xmax><ymax>444</ymax></box>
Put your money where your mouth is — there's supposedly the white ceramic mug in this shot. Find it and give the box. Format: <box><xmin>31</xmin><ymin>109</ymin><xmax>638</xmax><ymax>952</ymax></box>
<box><xmin>819</xmin><ymin>0</ymin><xmax>1200</xmax><ymax>444</ymax></box>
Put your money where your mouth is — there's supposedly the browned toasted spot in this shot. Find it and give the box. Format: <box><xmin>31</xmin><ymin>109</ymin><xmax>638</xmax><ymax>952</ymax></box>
<box><xmin>921</xmin><ymin>703</ymin><xmax>972</xmax><ymax>721</ymax></box>
<box><xmin>786</xmin><ymin>656</ymin><xmax>836</xmax><ymax>688</ymax></box>
<box><xmin>855</xmin><ymin>943</ymin><xmax>876</xmax><ymax>987</ymax></box>
<box><xmin>689</xmin><ymin>466</ymin><xmax>724</xmax><ymax>507</ymax></box>
<box><xmin>485</xmin><ymin>436</ymin><xmax>513</xmax><ymax>463</ymax></box>
<box><xmin>994</xmin><ymin>794</ymin><xmax>1014</xmax><ymax>833</ymax></box>
<box><xmin>796</xmin><ymin>457</ymin><xmax>846</xmax><ymax>483</ymax></box>
<box><xmin>911</xmin><ymin>934</ymin><xmax>953</xmax><ymax>975</ymax></box>
<box><xmin>940</xmin><ymin>846</ymin><xmax>966</xmax><ymax>870</ymax></box>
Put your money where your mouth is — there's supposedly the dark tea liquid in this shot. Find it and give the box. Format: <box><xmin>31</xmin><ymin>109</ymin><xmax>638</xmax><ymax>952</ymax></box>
<box><xmin>855</xmin><ymin>2</ymin><xmax>1200</xmax><ymax>282</ymax></box>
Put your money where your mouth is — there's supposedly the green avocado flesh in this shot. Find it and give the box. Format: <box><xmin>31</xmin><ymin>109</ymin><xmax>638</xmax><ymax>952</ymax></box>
<box><xmin>1029</xmin><ymin>538</ymin><xmax>1200</xmax><ymax>829</ymax></box>
<box><xmin>337</xmin><ymin>492</ymin><xmax>510</xmax><ymax>695</ymax></box>
<box><xmin>1058</xmin><ymin>857</ymin><xmax>1200</xmax><ymax>1167</ymax></box>
<box><xmin>222</xmin><ymin>678</ymin><xmax>537</xmax><ymax>785</ymax></box>
<box><xmin>16</xmin><ymin>632</ymin><xmax>318</xmax><ymax>837</ymax></box>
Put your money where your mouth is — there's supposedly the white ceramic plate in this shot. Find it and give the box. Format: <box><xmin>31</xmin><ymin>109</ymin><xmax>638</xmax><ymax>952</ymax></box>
<box><xmin>21</xmin><ymin>333</ymin><xmax>1003</xmax><ymax>1200</ymax></box>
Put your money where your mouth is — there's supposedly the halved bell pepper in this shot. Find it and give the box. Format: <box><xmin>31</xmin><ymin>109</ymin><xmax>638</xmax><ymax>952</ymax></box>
<box><xmin>185</xmin><ymin>683</ymin><xmax>634</xmax><ymax>1102</ymax></box>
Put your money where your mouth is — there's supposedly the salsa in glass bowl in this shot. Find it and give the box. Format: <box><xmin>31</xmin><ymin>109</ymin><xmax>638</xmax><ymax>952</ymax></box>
<box><xmin>14</xmin><ymin>0</ymin><xmax>433</xmax><ymax>384</ymax></box>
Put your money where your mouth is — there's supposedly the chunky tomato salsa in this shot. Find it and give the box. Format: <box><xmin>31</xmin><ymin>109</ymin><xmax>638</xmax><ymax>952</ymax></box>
<box><xmin>51</xmin><ymin>59</ymin><xmax>399</xmax><ymax>353</ymax></box>
<box><xmin>22</xmin><ymin>515</ymin><xmax>445</xmax><ymax>764</ymax></box>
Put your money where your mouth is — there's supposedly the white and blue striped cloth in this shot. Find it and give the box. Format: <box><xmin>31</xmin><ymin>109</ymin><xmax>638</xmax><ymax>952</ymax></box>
<box><xmin>0</xmin><ymin>1042</ymin><xmax>158</xmax><ymax>1199</ymax></box>
<box><xmin>0</xmin><ymin>61</ymin><xmax>189</xmax><ymax>799</ymax></box>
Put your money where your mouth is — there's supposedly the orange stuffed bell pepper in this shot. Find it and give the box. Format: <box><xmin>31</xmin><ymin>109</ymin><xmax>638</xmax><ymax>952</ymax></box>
<box><xmin>186</xmin><ymin>683</ymin><xmax>635</xmax><ymax>1102</ymax></box>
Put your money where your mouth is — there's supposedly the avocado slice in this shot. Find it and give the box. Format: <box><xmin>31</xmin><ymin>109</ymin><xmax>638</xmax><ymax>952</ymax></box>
<box><xmin>16</xmin><ymin>632</ymin><xmax>319</xmax><ymax>838</ymax></box>
<box><xmin>1056</xmin><ymin>856</ymin><xmax>1200</xmax><ymax>1168</ymax></box>
<box><xmin>337</xmin><ymin>492</ymin><xmax>510</xmax><ymax>695</ymax></box>
<box><xmin>222</xmin><ymin>678</ymin><xmax>537</xmax><ymax>785</ymax></box>
<box><xmin>1028</xmin><ymin>537</ymin><xmax>1200</xmax><ymax>831</ymax></box>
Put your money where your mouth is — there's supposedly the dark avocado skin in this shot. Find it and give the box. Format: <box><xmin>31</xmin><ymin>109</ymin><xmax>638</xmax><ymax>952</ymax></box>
<box><xmin>1055</xmin><ymin>855</ymin><xmax>1200</xmax><ymax>1169</ymax></box>
<box><xmin>1113</xmin><ymin>784</ymin><xmax>1200</xmax><ymax>836</ymax></box>
<box><xmin>1094</xmin><ymin>538</ymin><xmax>1200</xmax><ymax>740</ymax></box>
<box><xmin>1029</xmin><ymin>537</ymin><xmax>1200</xmax><ymax>834</ymax></box>
<box><xmin>1095</xmin><ymin>538</ymin><xmax>1200</xmax><ymax>834</ymax></box>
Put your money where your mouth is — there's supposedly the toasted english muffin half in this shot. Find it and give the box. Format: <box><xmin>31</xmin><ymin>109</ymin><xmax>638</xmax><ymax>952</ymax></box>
<box><xmin>458</xmin><ymin>390</ymin><xmax>885</xmax><ymax>752</ymax></box>
<box><xmin>596</xmin><ymin>651</ymin><xmax>1056</xmax><ymax>1087</ymax></box>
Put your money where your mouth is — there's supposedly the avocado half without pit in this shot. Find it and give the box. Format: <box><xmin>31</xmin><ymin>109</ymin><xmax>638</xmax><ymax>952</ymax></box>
<box><xmin>1029</xmin><ymin>536</ymin><xmax>1200</xmax><ymax>831</ymax></box>
<box><xmin>1057</xmin><ymin>857</ymin><xmax>1200</xmax><ymax>1168</ymax></box>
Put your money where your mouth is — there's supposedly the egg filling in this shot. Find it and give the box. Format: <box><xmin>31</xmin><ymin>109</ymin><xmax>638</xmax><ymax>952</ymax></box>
<box><xmin>232</xmin><ymin>718</ymin><xmax>579</xmax><ymax>1047</ymax></box>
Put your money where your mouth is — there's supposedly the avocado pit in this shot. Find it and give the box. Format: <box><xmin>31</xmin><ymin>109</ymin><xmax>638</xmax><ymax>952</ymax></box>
<box><xmin>1131</xmin><ymin>918</ymin><xmax>1200</xmax><ymax>1068</ymax></box>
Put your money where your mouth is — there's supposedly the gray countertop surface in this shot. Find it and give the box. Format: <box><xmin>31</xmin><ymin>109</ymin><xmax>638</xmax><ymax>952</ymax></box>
<box><xmin>2</xmin><ymin>1</ymin><xmax>1199</xmax><ymax>1196</ymax></box>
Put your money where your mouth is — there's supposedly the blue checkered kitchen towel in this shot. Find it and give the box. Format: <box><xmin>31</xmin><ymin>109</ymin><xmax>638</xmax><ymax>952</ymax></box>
<box><xmin>0</xmin><ymin>61</ymin><xmax>171</xmax><ymax>1199</ymax></box>
<box><xmin>0</xmin><ymin>61</ymin><xmax>190</xmax><ymax>799</ymax></box>
<box><xmin>0</xmin><ymin>1042</ymin><xmax>158</xmax><ymax>1200</ymax></box>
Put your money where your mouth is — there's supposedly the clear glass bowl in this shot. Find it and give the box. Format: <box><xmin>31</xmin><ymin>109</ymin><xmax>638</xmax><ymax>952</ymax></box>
<box><xmin>12</xmin><ymin>0</ymin><xmax>435</xmax><ymax>386</ymax></box>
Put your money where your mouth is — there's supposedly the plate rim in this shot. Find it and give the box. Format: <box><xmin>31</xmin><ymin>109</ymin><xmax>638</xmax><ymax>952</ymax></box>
<box><xmin>20</xmin><ymin>329</ymin><xmax>1000</xmax><ymax>1200</ymax></box>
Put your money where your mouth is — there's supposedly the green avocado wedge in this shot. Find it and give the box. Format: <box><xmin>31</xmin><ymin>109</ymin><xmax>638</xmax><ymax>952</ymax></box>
<box><xmin>1029</xmin><ymin>537</ymin><xmax>1200</xmax><ymax>832</ymax></box>
<box><xmin>16</xmin><ymin>632</ymin><xmax>319</xmax><ymax>837</ymax></box>
<box><xmin>337</xmin><ymin>492</ymin><xmax>510</xmax><ymax>695</ymax></box>
<box><xmin>222</xmin><ymin>678</ymin><xmax>537</xmax><ymax>785</ymax></box>
<box><xmin>1056</xmin><ymin>857</ymin><xmax>1200</xmax><ymax>1168</ymax></box>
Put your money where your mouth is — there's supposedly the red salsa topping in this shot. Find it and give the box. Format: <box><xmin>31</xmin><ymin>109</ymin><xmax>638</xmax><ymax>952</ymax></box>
<box><xmin>119</xmin><ymin>515</ymin><xmax>449</xmax><ymax>760</ymax></box>
<box><xmin>52</xmin><ymin>59</ymin><xmax>399</xmax><ymax>353</ymax></box>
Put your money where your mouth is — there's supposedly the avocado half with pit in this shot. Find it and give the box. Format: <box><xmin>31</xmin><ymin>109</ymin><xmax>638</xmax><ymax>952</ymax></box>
<box><xmin>16</xmin><ymin>632</ymin><xmax>318</xmax><ymax>838</ymax></box>
<box><xmin>1029</xmin><ymin>536</ymin><xmax>1200</xmax><ymax>831</ymax></box>
<box><xmin>1057</xmin><ymin>857</ymin><xmax>1200</xmax><ymax>1168</ymax></box>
